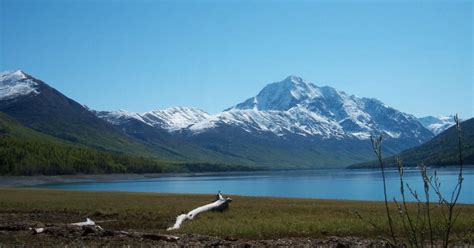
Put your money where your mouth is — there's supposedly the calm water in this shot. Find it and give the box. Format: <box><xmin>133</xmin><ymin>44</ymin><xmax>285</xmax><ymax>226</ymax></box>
<box><xmin>41</xmin><ymin>168</ymin><xmax>474</xmax><ymax>204</ymax></box>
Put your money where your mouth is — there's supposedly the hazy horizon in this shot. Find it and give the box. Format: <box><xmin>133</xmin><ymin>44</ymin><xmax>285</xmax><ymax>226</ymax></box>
<box><xmin>1</xmin><ymin>0</ymin><xmax>472</xmax><ymax>117</ymax></box>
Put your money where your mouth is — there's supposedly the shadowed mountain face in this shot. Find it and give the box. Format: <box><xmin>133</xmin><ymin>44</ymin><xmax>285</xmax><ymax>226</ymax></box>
<box><xmin>1</xmin><ymin>71</ymin><xmax>435</xmax><ymax>169</ymax></box>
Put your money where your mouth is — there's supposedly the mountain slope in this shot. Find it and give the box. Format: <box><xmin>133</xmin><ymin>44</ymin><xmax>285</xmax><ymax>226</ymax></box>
<box><xmin>0</xmin><ymin>111</ymin><xmax>174</xmax><ymax>175</ymax></box>
<box><xmin>0</xmin><ymin>111</ymin><xmax>256</xmax><ymax>175</ymax></box>
<box><xmin>418</xmin><ymin>115</ymin><xmax>456</xmax><ymax>135</ymax></box>
<box><xmin>350</xmin><ymin>118</ymin><xmax>474</xmax><ymax>168</ymax></box>
<box><xmin>94</xmin><ymin>113</ymin><xmax>268</xmax><ymax>165</ymax></box>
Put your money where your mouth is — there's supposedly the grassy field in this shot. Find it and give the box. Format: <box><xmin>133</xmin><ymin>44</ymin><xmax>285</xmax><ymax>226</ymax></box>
<box><xmin>0</xmin><ymin>188</ymin><xmax>473</xmax><ymax>243</ymax></box>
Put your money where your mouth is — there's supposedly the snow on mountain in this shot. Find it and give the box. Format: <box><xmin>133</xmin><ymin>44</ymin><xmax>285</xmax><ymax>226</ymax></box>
<box><xmin>417</xmin><ymin>115</ymin><xmax>456</xmax><ymax>135</ymax></box>
<box><xmin>210</xmin><ymin>75</ymin><xmax>429</xmax><ymax>140</ymax></box>
<box><xmin>140</xmin><ymin>107</ymin><xmax>211</xmax><ymax>131</ymax></box>
<box><xmin>0</xmin><ymin>70</ymin><xmax>39</xmax><ymax>100</ymax></box>
<box><xmin>189</xmin><ymin>108</ymin><xmax>346</xmax><ymax>138</ymax></box>
<box><xmin>95</xmin><ymin>109</ymin><xmax>148</xmax><ymax>125</ymax></box>
<box><xmin>97</xmin><ymin>107</ymin><xmax>211</xmax><ymax>132</ymax></box>
<box><xmin>233</xmin><ymin>76</ymin><xmax>323</xmax><ymax>111</ymax></box>
<box><xmin>97</xmin><ymin>75</ymin><xmax>433</xmax><ymax>142</ymax></box>
<box><xmin>229</xmin><ymin>76</ymin><xmax>374</xmax><ymax>134</ymax></box>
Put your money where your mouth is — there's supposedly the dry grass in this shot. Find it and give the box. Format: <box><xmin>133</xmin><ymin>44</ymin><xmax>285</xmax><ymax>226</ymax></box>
<box><xmin>0</xmin><ymin>188</ymin><xmax>473</xmax><ymax>240</ymax></box>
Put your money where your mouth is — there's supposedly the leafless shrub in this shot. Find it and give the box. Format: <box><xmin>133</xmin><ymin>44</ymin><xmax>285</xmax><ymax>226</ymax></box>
<box><xmin>359</xmin><ymin>114</ymin><xmax>466</xmax><ymax>247</ymax></box>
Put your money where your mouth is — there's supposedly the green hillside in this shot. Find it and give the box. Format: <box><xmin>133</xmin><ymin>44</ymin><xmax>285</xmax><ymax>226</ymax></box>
<box><xmin>350</xmin><ymin>118</ymin><xmax>474</xmax><ymax>168</ymax></box>
<box><xmin>0</xmin><ymin>112</ymin><xmax>254</xmax><ymax>175</ymax></box>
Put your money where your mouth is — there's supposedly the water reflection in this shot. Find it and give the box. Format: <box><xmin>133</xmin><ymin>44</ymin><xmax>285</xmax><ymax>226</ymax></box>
<box><xmin>42</xmin><ymin>168</ymin><xmax>474</xmax><ymax>204</ymax></box>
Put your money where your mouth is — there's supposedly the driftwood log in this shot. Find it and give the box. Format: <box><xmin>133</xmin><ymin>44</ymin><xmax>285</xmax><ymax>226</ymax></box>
<box><xmin>167</xmin><ymin>191</ymin><xmax>232</xmax><ymax>231</ymax></box>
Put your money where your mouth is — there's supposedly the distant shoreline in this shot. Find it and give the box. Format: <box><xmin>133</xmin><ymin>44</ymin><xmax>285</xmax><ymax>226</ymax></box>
<box><xmin>2</xmin><ymin>166</ymin><xmax>473</xmax><ymax>188</ymax></box>
<box><xmin>0</xmin><ymin>170</ymin><xmax>276</xmax><ymax>187</ymax></box>
<box><xmin>0</xmin><ymin>172</ymin><xmax>230</xmax><ymax>188</ymax></box>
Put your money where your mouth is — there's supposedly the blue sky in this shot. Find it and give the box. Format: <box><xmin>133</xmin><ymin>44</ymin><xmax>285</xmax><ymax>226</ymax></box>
<box><xmin>1</xmin><ymin>0</ymin><xmax>472</xmax><ymax>117</ymax></box>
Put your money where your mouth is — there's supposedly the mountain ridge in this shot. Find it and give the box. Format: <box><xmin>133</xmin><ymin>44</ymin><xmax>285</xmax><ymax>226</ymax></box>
<box><xmin>0</xmin><ymin>70</ymin><xmax>439</xmax><ymax>169</ymax></box>
<box><xmin>99</xmin><ymin>75</ymin><xmax>433</xmax><ymax>144</ymax></box>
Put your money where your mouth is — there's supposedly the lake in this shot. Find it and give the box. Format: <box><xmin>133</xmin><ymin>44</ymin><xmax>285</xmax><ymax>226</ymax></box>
<box><xmin>41</xmin><ymin>167</ymin><xmax>474</xmax><ymax>204</ymax></box>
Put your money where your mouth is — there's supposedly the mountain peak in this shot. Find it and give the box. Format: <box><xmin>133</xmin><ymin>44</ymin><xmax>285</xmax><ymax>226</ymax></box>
<box><xmin>283</xmin><ymin>75</ymin><xmax>306</xmax><ymax>84</ymax></box>
<box><xmin>0</xmin><ymin>70</ymin><xmax>27</xmax><ymax>81</ymax></box>
<box><xmin>232</xmin><ymin>76</ymin><xmax>323</xmax><ymax>111</ymax></box>
<box><xmin>0</xmin><ymin>69</ymin><xmax>39</xmax><ymax>101</ymax></box>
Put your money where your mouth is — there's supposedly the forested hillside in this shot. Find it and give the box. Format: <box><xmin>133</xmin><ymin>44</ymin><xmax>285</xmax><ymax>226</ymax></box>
<box><xmin>0</xmin><ymin>112</ymin><xmax>254</xmax><ymax>175</ymax></box>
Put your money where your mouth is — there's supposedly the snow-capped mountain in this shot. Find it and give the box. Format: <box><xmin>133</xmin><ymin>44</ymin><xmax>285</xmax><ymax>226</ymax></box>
<box><xmin>201</xmin><ymin>76</ymin><xmax>431</xmax><ymax>141</ymax></box>
<box><xmin>95</xmin><ymin>75</ymin><xmax>435</xmax><ymax>167</ymax></box>
<box><xmin>99</xmin><ymin>76</ymin><xmax>432</xmax><ymax>143</ymax></box>
<box><xmin>96</xmin><ymin>107</ymin><xmax>211</xmax><ymax>132</ymax></box>
<box><xmin>0</xmin><ymin>70</ymin><xmax>40</xmax><ymax>100</ymax></box>
<box><xmin>418</xmin><ymin>115</ymin><xmax>456</xmax><ymax>135</ymax></box>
